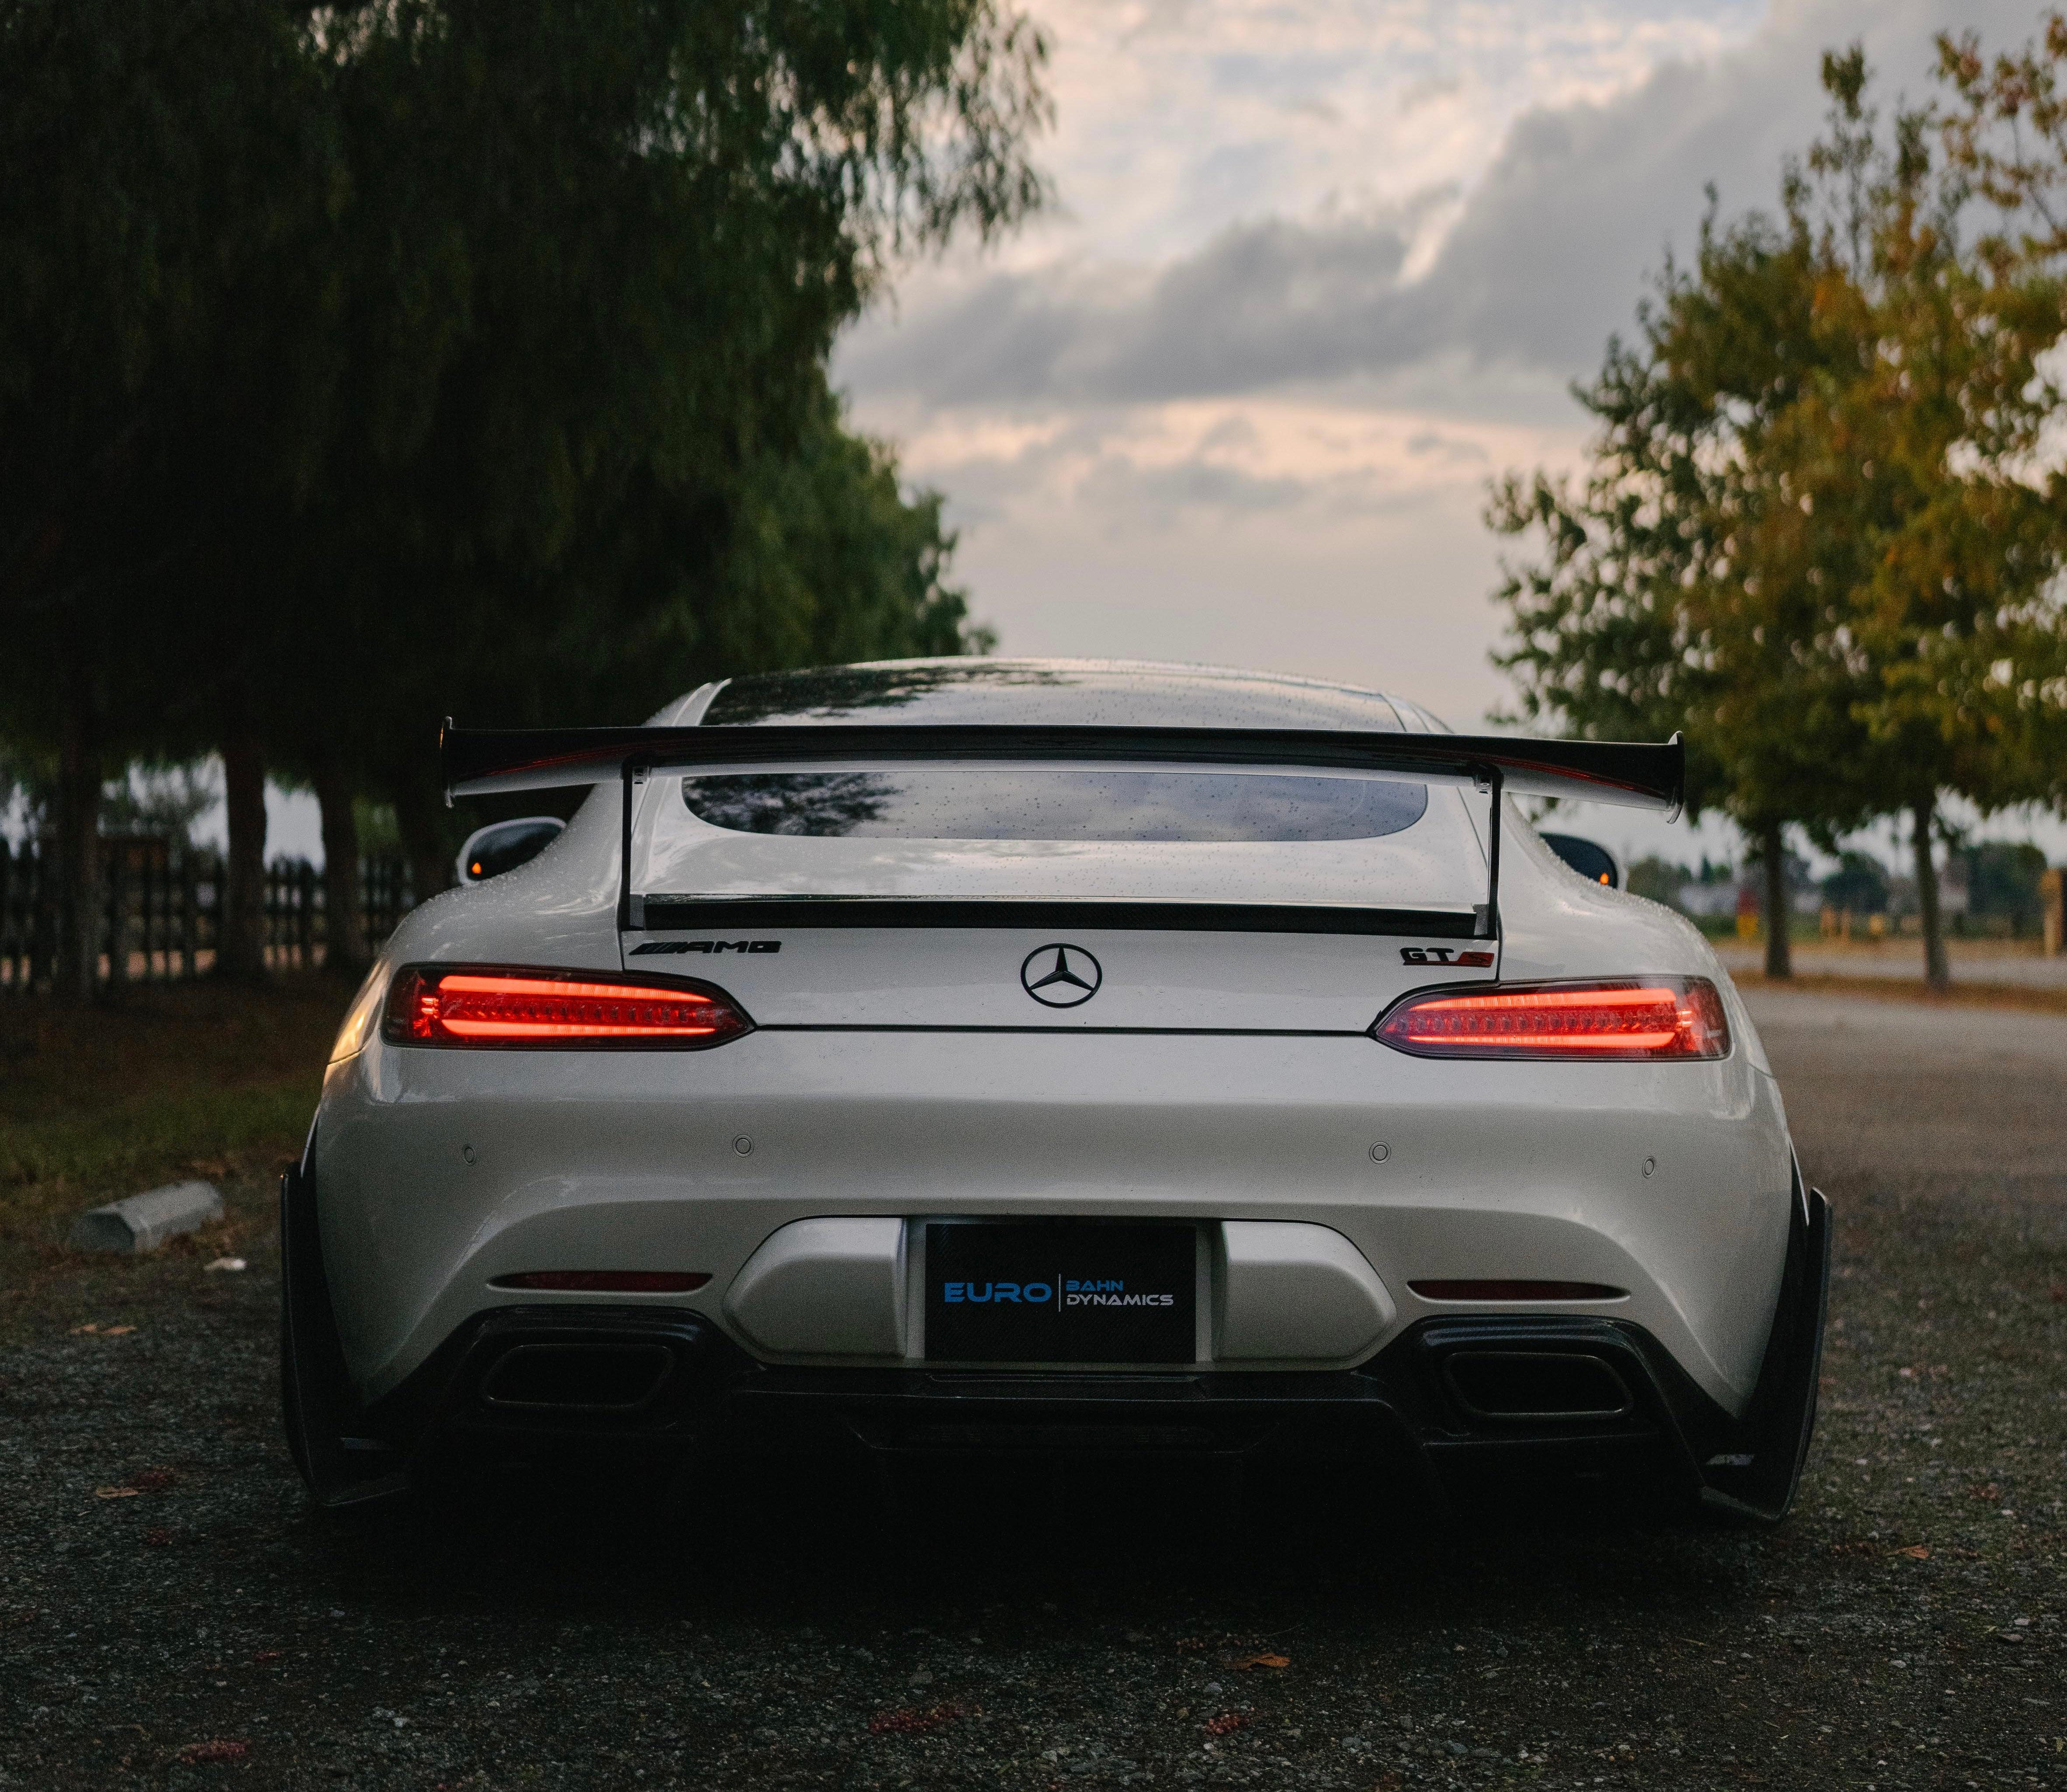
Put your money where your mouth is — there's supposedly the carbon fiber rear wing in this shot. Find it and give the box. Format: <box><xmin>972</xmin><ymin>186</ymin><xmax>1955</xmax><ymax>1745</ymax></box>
<box><xmin>440</xmin><ymin>720</ymin><xmax>1683</xmax><ymax>941</ymax></box>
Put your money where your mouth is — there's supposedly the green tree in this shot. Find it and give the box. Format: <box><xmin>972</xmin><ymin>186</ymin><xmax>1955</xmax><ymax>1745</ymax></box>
<box><xmin>1624</xmin><ymin>855</ymin><xmax>1693</xmax><ymax>908</ymax></box>
<box><xmin>1492</xmin><ymin>44</ymin><xmax>2067</xmax><ymax>987</ymax></box>
<box><xmin>1778</xmin><ymin>50</ymin><xmax>2067</xmax><ymax>985</ymax></box>
<box><xmin>274</xmin><ymin>0</ymin><xmax>1046</xmax><ymax>930</ymax></box>
<box><xmin>1</xmin><ymin>0</ymin><xmax>1048</xmax><ymax>989</ymax></box>
<box><xmin>1488</xmin><ymin>183</ymin><xmax>1880</xmax><ymax>978</ymax></box>
<box><xmin>1821</xmin><ymin>849</ymin><xmax>1891</xmax><ymax>916</ymax></box>
<box><xmin>0</xmin><ymin>0</ymin><xmax>342</xmax><ymax>990</ymax></box>
<box><xmin>1961</xmin><ymin>841</ymin><xmax>2049</xmax><ymax>931</ymax></box>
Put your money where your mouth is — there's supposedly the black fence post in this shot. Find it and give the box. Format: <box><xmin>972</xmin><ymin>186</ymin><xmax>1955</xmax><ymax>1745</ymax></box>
<box><xmin>30</xmin><ymin>837</ymin><xmax>55</xmax><ymax>991</ymax></box>
<box><xmin>104</xmin><ymin>841</ymin><xmax>124</xmax><ymax>989</ymax></box>
<box><xmin>178</xmin><ymin>851</ymin><xmax>196</xmax><ymax>978</ymax></box>
<box><xmin>198</xmin><ymin>851</ymin><xmax>220</xmax><ymax>977</ymax></box>
<box><xmin>0</xmin><ymin>838</ymin><xmax>14</xmax><ymax>992</ymax></box>
<box><xmin>298</xmin><ymin>864</ymin><xmax>316</xmax><ymax>976</ymax></box>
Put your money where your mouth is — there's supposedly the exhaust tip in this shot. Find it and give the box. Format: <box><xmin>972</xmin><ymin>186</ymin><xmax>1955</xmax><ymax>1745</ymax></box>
<box><xmin>479</xmin><ymin>1342</ymin><xmax>675</xmax><ymax>1412</ymax></box>
<box><xmin>1442</xmin><ymin>1349</ymin><xmax>1633</xmax><ymax>1424</ymax></box>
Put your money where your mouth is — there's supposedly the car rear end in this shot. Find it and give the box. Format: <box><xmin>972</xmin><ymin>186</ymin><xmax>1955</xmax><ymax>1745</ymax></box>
<box><xmin>297</xmin><ymin>661</ymin><xmax>1823</xmax><ymax>1518</ymax></box>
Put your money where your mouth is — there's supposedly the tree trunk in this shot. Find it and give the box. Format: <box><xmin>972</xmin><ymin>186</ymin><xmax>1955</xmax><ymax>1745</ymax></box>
<box><xmin>392</xmin><ymin>778</ymin><xmax>452</xmax><ymax>914</ymax></box>
<box><xmin>1913</xmin><ymin>794</ymin><xmax>1949</xmax><ymax>990</ymax></box>
<box><xmin>218</xmin><ymin>722</ymin><xmax>269</xmax><ymax>981</ymax></box>
<box><xmin>313</xmin><ymin>758</ymin><xmax>369</xmax><ymax>977</ymax></box>
<box><xmin>1761</xmin><ymin>820</ymin><xmax>1793</xmax><ymax>980</ymax></box>
<box><xmin>53</xmin><ymin>664</ymin><xmax>101</xmax><ymax>1003</ymax></box>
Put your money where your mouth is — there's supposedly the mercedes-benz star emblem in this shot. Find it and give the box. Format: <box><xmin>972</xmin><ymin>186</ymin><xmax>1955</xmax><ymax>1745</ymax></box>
<box><xmin>1021</xmin><ymin>943</ymin><xmax>1103</xmax><ymax>1007</ymax></box>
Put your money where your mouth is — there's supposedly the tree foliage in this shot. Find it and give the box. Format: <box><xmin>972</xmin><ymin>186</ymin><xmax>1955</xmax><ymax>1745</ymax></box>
<box><xmin>1491</xmin><ymin>38</ymin><xmax>2067</xmax><ymax>985</ymax></box>
<box><xmin>0</xmin><ymin>0</ymin><xmax>1048</xmax><ymax>986</ymax></box>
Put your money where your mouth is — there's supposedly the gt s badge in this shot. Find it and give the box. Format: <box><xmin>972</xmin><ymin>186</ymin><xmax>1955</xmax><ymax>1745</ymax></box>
<box><xmin>1401</xmin><ymin>947</ymin><xmax>1495</xmax><ymax>967</ymax></box>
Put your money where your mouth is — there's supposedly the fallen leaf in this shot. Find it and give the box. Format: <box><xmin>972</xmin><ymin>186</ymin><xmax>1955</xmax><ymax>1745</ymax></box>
<box><xmin>70</xmin><ymin>1323</ymin><xmax>97</xmax><ymax>1335</ymax></box>
<box><xmin>176</xmin><ymin>1740</ymin><xmax>249</xmax><ymax>1765</ymax></box>
<box><xmin>1204</xmin><ymin>1712</ymin><xmax>1251</xmax><ymax>1739</ymax></box>
<box><xmin>1968</xmin><ymin>1482</ymin><xmax>2003</xmax><ymax>1501</ymax></box>
<box><xmin>133</xmin><ymin>1467</ymin><xmax>177</xmax><ymax>1491</ymax></box>
<box><xmin>104</xmin><ymin>1325</ymin><xmax>135</xmax><ymax>1336</ymax></box>
<box><xmin>1896</xmin><ymin>1544</ymin><xmax>1930</xmax><ymax>1560</ymax></box>
<box><xmin>94</xmin><ymin>1486</ymin><xmax>141</xmax><ymax>1500</ymax></box>
<box><xmin>1225</xmin><ymin>1653</ymin><xmax>1291</xmax><ymax>1671</ymax></box>
<box><xmin>867</xmin><ymin>1703</ymin><xmax>966</xmax><ymax>1736</ymax></box>
<box><xmin>254</xmin><ymin>1649</ymin><xmax>284</xmax><ymax>1663</ymax></box>
<box><xmin>204</xmin><ymin>1257</ymin><xmax>247</xmax><ymax>1274</ymax></box>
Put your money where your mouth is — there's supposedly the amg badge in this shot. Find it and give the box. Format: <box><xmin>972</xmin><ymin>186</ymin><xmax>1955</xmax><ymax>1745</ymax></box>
<box><xmin>630</xmin><ymin>939</ymin><xmax>782</xmax><ymax>956</ymax></box>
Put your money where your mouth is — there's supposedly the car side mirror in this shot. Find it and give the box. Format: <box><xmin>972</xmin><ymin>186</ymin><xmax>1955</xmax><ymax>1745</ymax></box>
<box><xmin>456</xmin><ymin>816</ymin><xmax>566</xmax><ymax>885</ymax></box>
<box><xmin>1540</xmin><ymin>831</ymin><xmax>1620</xmax><ymax>889</ymax></box>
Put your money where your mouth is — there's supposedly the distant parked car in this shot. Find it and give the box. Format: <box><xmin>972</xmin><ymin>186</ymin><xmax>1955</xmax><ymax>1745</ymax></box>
<box><xmin>283</xmin><ymin>659</ymin><xmax>1828</xmax><ymax>1523</ymax></box>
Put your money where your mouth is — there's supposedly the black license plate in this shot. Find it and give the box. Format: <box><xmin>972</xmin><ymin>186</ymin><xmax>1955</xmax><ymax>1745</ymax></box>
<box><xmin>924</xmin><ymin>1222</ymin><xmax>1197</xmax><ymax>1365</ymax></box>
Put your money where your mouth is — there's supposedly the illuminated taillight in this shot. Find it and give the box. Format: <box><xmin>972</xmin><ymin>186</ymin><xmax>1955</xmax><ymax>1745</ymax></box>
<box><xmin>381</xmin><ymin>965</ymin><xmax>752</xmax><ymax>1049</ymax></box>
<box><xmin>1373</xmin><ymin>977</ymin><xmax>1728</xmax><ymax>1061</ymax></box>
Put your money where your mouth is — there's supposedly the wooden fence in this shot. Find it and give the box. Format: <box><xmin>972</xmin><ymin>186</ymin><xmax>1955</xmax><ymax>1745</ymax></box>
<box><xmin>0</xmin><ymin>836</ymin><xmax>418</xmax><ymax>992</ymax></box>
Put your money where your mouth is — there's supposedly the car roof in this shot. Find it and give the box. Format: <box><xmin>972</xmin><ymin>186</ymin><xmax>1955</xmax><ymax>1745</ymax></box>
<box><xmin>700</xmin><ymin>658</ymin><xmax>1422</xmax><ymax>732</ymax></box>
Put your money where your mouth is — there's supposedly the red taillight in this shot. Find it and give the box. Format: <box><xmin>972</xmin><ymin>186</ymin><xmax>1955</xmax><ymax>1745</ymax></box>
<box><xmin>1373</xmin><ymin>977</ymin><xmax>1728</xmax><ymax>1061</ymax></box>
<box><xmin>382</xmin><ymin>965</ymin><xmax>752</xmax><ymax>1049</ymax></box>
<box><xmin>489</xmin><ymin>1270</ymin><xmax>711</xmax><ymax>1292</ymax></box>
<box><xmin>1409</xmin><ymin>1280</ymin><xmax>1627</xmax><ymax>1302</ymax></box>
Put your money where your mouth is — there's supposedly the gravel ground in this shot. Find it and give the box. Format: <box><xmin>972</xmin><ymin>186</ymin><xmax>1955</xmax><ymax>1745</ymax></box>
<box><xmin>2</xmin><ymin>989</ymin><xmax>2062</xmax><ymax>1790</ymax></box>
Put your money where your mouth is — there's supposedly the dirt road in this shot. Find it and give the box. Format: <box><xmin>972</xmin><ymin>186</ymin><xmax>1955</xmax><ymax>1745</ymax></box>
<box><xmin>2</xmin><ymin>989</ymin><xmax>2061</xmax><ymax>1789</ymax></box>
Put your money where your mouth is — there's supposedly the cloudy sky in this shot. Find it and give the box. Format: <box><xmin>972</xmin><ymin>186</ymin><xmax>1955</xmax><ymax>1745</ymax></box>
<box><xmin>834</xmin><ymin>0</ymin><xmax>2065</xmax><ymax>861</ymax></box>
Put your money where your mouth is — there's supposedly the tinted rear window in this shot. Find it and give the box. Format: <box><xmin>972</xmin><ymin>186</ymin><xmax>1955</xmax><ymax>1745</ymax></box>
<box><xmin>681</xmin><ymin>771</ymin><xmax>1427</xmax><ymax>842</ymax></box>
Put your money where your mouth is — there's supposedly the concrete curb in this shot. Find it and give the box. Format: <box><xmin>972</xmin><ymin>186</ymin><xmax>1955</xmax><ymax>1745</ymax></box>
<box><xmin>70</xmin><ymin>1181</ymin><xmax>224</xmax><ymax>1253</ymax></box>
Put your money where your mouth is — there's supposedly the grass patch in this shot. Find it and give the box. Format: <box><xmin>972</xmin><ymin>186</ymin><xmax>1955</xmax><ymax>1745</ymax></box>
<box><xmin>0</xmin><ymin>977</ymin><xmax>346</xmax><ymax>1283</ymax></box>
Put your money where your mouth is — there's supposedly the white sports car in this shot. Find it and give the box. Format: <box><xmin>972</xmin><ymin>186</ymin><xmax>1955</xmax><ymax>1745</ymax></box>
<box><xmin>282</xmin><ymin>658</ymin><xmax>1828</xmax><ymax>1520</ymax></box>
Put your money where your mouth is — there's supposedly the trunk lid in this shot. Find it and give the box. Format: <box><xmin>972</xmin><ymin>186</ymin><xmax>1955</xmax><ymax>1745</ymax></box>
<box><xmin>619</xmin><ymin>776</ymin><xmax>1498</xmax><ymax>1031</ymax></box>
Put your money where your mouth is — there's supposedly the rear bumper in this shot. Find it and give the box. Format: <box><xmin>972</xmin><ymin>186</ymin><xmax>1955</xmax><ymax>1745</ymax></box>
<box><xmin>330</xmin><ymin>1182</ymin><xmax>1828</xmax><ymax>1521</ymax></box>
<box><xmin>315</xmin><ymin>1027</ymin><xmax>1797</xmax><ymax>1411</ymax></box>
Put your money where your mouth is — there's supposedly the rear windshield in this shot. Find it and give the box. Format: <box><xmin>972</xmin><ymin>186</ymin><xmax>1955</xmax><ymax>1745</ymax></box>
<box><xmin>701</xmin><ymin>660</ymin><xmax>1408</xmax><ymax>730</ymax></box>
<box><xmin>680</xmin><ymin>771</ymin><xmax>1427</xmax><ymax>843</ymax></box>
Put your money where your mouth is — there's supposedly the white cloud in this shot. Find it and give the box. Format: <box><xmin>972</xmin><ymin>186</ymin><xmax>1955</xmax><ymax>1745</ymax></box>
<box><xmin>838</xmin><ymin>0</ymin><xmax>2062</xmax><ymax>745</ymax></box>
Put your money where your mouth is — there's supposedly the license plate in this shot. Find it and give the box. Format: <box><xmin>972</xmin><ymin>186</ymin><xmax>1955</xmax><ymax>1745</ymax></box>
<box><xmin>923</xmin><ymin>1221</ymin><xmax>1197</xmax><ymax>1365</ymax></box>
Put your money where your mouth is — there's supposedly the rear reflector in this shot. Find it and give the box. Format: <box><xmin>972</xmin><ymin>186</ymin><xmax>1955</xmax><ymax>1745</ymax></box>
<box><xmin>489</xmin><ymin>1270</ymin><xmax>712</xmax><ymax>1293</ymax></box>
<box><xmin>1373</xmin><ymin>976</ymin><xmax>1728</xmax><ymax>1060</ymax></box>
<box><xmin>383</xmin><ymin>965</ymin><xmax>751</xmax><ymax>1049</ymax></box>
<box><xmin>1409</xmin><ymin>1279</ymin><xmax>1627</xmax><ymax>1303</ymax></box>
